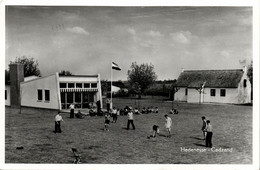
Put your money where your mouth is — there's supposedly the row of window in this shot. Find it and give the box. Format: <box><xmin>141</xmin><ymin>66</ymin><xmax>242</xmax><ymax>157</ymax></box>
<box><xmin>184</xmin><ymin>88</ymin><xmax>226</xmax><ymax>97</ymax></box>
<box><xmin>210</xmin><ymin>89</ymin><xmax>226</xmax><ymax>97</ymax></box>
<box><xmin>38</xmin><ymin>89</ymin><xmax>50</xmax><ymax>102</ymax></box>
<box><xmin>60</xmin><ymin>83</ymin><xmax>97</xmax><ymax>88</ymax></box>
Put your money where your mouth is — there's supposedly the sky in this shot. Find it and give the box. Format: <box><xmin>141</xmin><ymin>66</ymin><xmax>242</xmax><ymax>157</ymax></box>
<box><xmin>5</xmin><ymin>6</ymin><xmax>252</xmax><ymax>81</ymax></box>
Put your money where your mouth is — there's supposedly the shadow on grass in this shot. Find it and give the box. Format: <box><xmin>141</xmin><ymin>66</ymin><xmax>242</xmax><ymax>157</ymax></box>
<box><xmin>158</xmin><ymin>134</ymin><xmax>167</xmax><ymax>137</ymax></box>
<box><xmin>190</xmin><ymin>136</ymin><xmax>204</xmax><ymax>140</ymax></box>
<box><xmin>193</xmin><ymin>143</ymin><xmax>206</xmax><ymax>147</ymax></box>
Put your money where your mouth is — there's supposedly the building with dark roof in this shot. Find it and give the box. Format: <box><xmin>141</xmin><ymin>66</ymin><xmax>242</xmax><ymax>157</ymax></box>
<box><xmin>174</xmin><ymin>68</ymin><xmax>251</xmax><ymax>104</ymax></box>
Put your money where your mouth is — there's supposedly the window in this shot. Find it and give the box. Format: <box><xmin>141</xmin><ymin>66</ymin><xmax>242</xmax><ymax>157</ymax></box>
<box><xmin>84</xmin><ymin>83</ymin><xmax>90</xmax><ymax>88</ymax></box>
<box><xmin>60</xmin><ymin>83</ymin><xmax>67</xmax><ymax>88</ymax></box>
<box><xmin>243</xmin><ymin>79</ymin><xmax>247</xmax><ymax>87</ymax></box>
<box><xmin>38</xmin><ymin>89</ymin><xmax>43</xmax><ymax>101</ymax></box>
<box><xmin>220</xmin><ymin>89</ymin><xmax>226</xmax><ymax>97</ymax></box>
<box><xmin>68</xmin><ymin>83</ymin><xmax>75</xmax><ymax>88</ymax></box>
<box><xmin>45</xmin><ymin>90</ymin><xmax>50</xmax><ymax>101</ymax></box>
<box><xmin>76</xmin><ymin>83</ymin><xmax>82</xmax><ymax>88</ymax></box>
<box><xmin>91</xmin><ymin>83</ymin><xmax>97</xmax><ymax>88</ymax></box>
<box><xmin>210</xmin><ymin>89</ymin><xmax>216</xmax><ymax>96</ymax></box>
<box><xmin>185</xmin><ymin>88</ymin><xmax>188</xmax><ymax>95</ymax></box>
<box><xmin>75</xmin><ymin>92</ymin><xmax>81</xmax><ymax>103</ymax></box>
<box><xmin>5</xmin><ymin>90</ymin><xmax>7</xmax><ymax>100</ymax></box>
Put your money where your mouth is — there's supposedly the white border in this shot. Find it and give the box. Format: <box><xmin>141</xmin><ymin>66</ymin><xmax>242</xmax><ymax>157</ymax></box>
<box><xmin>0</xmin><ymin>0</ymin><xmax>259</xmax><ymax>170</ymax></box>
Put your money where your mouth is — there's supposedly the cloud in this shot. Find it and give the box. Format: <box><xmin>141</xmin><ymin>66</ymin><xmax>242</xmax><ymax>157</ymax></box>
<box><xmin>66</xmin><ymin>26</ymin><xmax>89</xmax><ymax>35</ymax></box>
<box><xmin>219</xmin><ymin>50</ymin><xmax>230</xmax><ymax>58</ymax></box>
<box><xmin>146</xmin><ymin>30</ymin><xmax>164</xmax><ymax>38</ymax></box>
<box><xmin>170</xmin><ymin>31</ymin><xmax>193</xmax><ymax>44</ymax></box>
<box><xmin>127</xmin><ymin>28</ymin><xmax>136</xmax><ymax>35</ymax></box>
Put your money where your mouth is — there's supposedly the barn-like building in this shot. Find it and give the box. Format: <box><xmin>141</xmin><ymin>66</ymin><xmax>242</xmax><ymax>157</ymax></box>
<box><xmin>174</xmin><ymin>68</ymin><xmax>251</xmax><ymax>104</ymax></box>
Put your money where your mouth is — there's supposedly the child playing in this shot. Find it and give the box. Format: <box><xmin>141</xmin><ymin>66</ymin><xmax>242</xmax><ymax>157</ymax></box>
<box><xmin>147</xmin><ymin>125</ymin><xmax>160</xmax><ymax>138</ymax></box>
<box><xmin>111</xmin><ymin>107</ymin><xmax>117</xmax><ymax>123</ymax></box>
<box><xmin>155</xmin><ymin>107</ymin><xmax>159</xmax><ymax>113</ymax></box>
<box><xmin>104</xmin><ymin>112</ymin><xmax>111</xmax><ymax>131</ymax></box>
<box><xmin>165</xmin><ymin>114</ymin><xmax>172</xmax><ymax>137</ymax></box>
<box><xmin>134</xmin><ymin>107</ymin><xmax>140</xmax><ymax>114</ymax></box>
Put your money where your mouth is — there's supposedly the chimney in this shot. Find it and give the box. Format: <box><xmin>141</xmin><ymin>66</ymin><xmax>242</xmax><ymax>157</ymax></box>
<box><xmin>9</xmin><ymin>63</ymin><xmax>24</xmax><ymax>108</ymax></box>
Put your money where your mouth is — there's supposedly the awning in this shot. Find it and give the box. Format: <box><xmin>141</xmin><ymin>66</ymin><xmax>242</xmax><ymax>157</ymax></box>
<box><xmin>60</xmin><ymin>88</ymin><xmax>98</xmax><ymax>92</ymax></box>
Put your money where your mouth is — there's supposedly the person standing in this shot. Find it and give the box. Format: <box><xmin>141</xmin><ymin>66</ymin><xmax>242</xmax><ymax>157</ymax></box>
<box><xmin>127</xmin><ymin>107</ymin><xmax>135</xmax><ymax>130</ymax></box>
<box><xmin>69</xmin><ymin>103</ymin><xmax>75</xmax><ymax>118</ymax></box>
<box><xmin>201</xmin><ymin>116</ymin><xmax>207</xmax><ymax>140</ymax></box>
<box><xmin>111</xmin><ymin>107</ymin><xmax>117</xmax><ymax>123</ymax></box>
<box><xmin>106</xmin><ymin>99</ymin><xmax>111</xmax><ymax>112</ymax></box>
<box><xmin>54</xmin><ymin>111</ymin><xmax>64</xmax><ymax>133</ymax></box>
<box><xmin>152</xmin><ymin>125</ymin><xmax>159</xmax><ymax>137</ymax></box>
<box><xmin>164</xmin><ymin>114</ymin><xmax>172</xmax><ymax>137</ymax></box>
<box><xmin>104</xmin><ymin>112</ymin><xmax>111</xmax><ymax>131</ymax></box>
<box><xmin>205</xmin><ymin>120</ymin><xmax>213</xmax><ymax>148</ymax></box>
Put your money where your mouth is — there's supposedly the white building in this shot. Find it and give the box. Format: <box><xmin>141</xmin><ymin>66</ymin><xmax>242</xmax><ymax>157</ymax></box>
<box><xmin>5</xmin><ymin>64</ymin><xmax>103</xmax><ymax>110</ymax></box>
<box><xmin>174</xmin><ymin>68</ymin><xmax>251</xmax><ymax>104</ymax></box>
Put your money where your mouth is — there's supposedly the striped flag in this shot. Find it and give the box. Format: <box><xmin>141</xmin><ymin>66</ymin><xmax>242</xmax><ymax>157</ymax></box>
<box><xmin>112</xmin><ymin>62</ymin><xmax>121</xmax><ymax>71</ymax></box>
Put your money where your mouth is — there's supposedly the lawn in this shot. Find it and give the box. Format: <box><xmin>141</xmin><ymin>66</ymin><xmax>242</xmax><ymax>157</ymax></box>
<box><xmin>5</xmin><ymin>96</ymin><xmax>252</xmax><ymax>164</ymax></box>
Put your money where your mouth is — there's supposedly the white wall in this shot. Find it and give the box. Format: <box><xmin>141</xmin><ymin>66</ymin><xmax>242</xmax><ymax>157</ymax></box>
<box><xmin>112</xmin><ymin>86</ymin><xmax>120</xmax><ymax>93</ymax></box>
<box><xmin>187</xmin><ymin>88</ymin><xmax>201</xmax><ymax>103</ymax></box>
<box><xmin>174</xmin><ymin>88</ymin><xmax>187</xmax><ymax>102</ymax></box>
<box><xmin>5</xmin><ymin>85</ymin><xmax>10</xmax><ymax>106</ymax></box>
<box><xmin>59</xmin><ymin>76</ymin><xmax>98</xmax><ymax>82</ymax></box>
<box><xmin>175</xmin><ymin>87</ymin><xmax>244</xmax><ymax>104</ymax></box>
<box><xmin>21</xmin><ymin>74</ymin><xmax>60</xmax><ymax>109</ymax></box>
<box><xmin>203</xmin><ymin>88</ymin><xmax>238</xmax><ymax>104</ymax></box>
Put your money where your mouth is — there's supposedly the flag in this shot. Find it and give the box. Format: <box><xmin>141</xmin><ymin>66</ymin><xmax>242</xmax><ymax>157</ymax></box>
<box><xmin>112</xmin><ymin>62</ymin><xmax>121</xmax><ymax>71</ymax></box>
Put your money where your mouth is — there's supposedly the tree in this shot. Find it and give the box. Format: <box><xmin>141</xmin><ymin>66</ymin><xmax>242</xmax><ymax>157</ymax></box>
<box><xmin>195</xmin><ymin>81</ymin><xmax>206</xmax><ymax>104</ymax></box>
<box><xmin>247</xmin><ymin>61</ymin><xmax>252</xmax><ymax>85</ymax></box>
<box><xmin>5</xmin><ymin>69</ymin><xmax>10</xmax><ymax>83</ymax></box>
<box><xmin>127</xmin><ymin>62</ymin><xmax>157</xmax><ymax>98</ymax></box>
<box><xmin>59</xmin><ymin>70</ymin><xmax>73</xmax><ymax>76</ymax></box>
<box><xmin>247</xmin><ymin>61</ymin><xmax>253</xmax><ymax>100</ymax></box>
<box><xmin>10</xmin><ymin>56</ymin><xmax>41</xmax><ymax>77</ymax></box>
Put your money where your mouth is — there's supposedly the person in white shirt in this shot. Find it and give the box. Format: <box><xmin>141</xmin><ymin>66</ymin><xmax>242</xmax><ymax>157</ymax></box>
<box><xmin>126</xmin><ymin>107</ymin><xmax>135</xmax><ymax>130</ymax></box>
<box><xmin>205</xmin><ymin>120</ymin><xmax>213</xmax><ymax>148</ymax></box>
<box><xmin>164</xmin><ymin>114</ymin><xmax>172</xmax><ymax>137</ymax></box>
<box><xmin>201</xmin><ymin>116</ymin><xmax>207</xmax><ymax>140</ymax></box>
<box><xmin>54</xmin><ymin>111</ymin><xmax>64</xmax><ymax>133</ymax></box>
<box><xmin>69</xmin><ymin>103</ymin><xmax>75</xmax><ymax>118</ymax></box>
<box><xmin>111</xmin><ymin>107</ymin><xmax>117</xmax><ymax>123</ymax></box>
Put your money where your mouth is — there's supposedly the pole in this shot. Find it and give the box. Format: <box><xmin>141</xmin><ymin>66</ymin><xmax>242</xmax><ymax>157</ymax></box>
<box><xmin>110</xmin><ymin>62</ymin><xmax>113</xmax><ymax>109</ymax></box>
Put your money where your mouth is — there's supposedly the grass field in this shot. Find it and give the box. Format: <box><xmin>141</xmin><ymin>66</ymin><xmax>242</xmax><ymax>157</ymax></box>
<box><xmin>5</xmin><ymin>96</ymin><xmax>252</xmax><ymax>164</ymax></box>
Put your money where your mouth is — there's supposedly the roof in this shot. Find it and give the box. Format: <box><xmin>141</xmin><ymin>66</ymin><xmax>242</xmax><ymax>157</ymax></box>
<box><xmin>24</xmin><ymin>75</ymin><xmax>40</xmax><ymax>82</ymax></box>
<box><xmin>176</xmin><ymin>69</ymin><xmax>244</xmax><ymax>88</ymax></box>
<box><xmin>59</xmin><ymin>75</ymin><xmax>98</xmax><ymax>78</ymax></box>
<box><xmin>112</xmin><ymin>81</ymin><xmax>126</xmax><ymax>88</ymax></box>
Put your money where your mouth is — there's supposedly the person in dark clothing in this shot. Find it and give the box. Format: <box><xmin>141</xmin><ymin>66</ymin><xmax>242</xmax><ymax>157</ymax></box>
<box><xmin>106</xmin><ymin>99</ymin><xmax>111</xmax><ymax>112</ymax></box>
<box><xmin>201</xmin><ymin>116</ymin><xmax>207</xmax><ymax>140</ymax></box>
<box><xmin>152</xmin><ymin>125</ymin><xmax>159</xmax><ymax>137</ymax></box>
<box><xmin>96</xmin><ymin>100</ymin><xmax>101</xmax><ymax>115</ymax></box>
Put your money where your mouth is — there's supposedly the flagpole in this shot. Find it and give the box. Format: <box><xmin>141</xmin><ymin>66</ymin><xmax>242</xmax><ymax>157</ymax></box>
<box><xmin>110</xmin><ymin>62</ymin><xmax>113</xmax><ymax>110</ymax></box>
